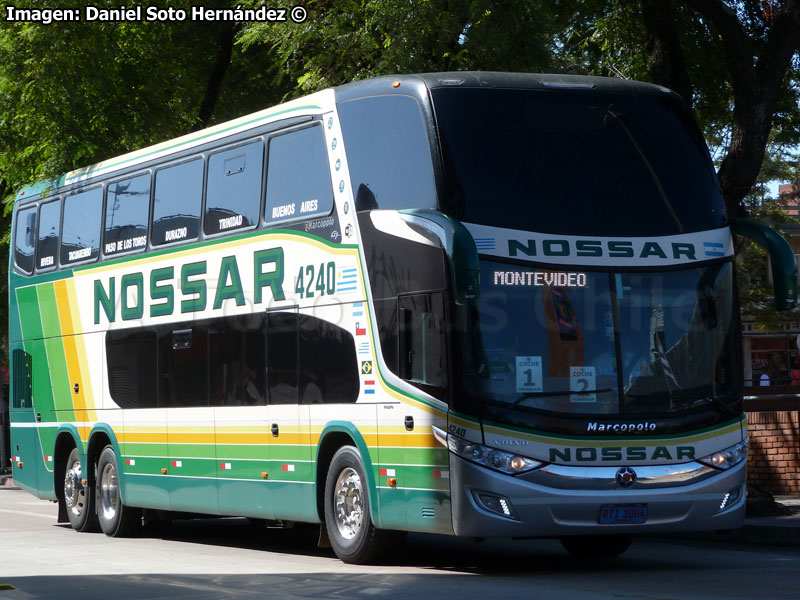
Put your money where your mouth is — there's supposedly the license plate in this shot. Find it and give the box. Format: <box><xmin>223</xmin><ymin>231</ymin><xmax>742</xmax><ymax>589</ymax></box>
<box><xmin>599</xmin><ymin>504</ymin><xmax>647</xmax><ymax>524</ymax></box>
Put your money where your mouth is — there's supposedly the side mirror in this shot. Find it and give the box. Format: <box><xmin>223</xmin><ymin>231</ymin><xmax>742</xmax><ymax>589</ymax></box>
<box><xmin>399</xmin><ymin>209</ymin><xmax>480</xmax><ymax>306</ymax></box>
<box><xmin>729</xmin><ymin>217</ymin><xmax>798</xmax><ymax>311</ymax></box>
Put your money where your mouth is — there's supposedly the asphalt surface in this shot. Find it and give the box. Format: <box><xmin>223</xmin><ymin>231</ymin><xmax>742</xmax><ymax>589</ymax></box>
<box><xmin>2</xmin><ymin>473</ymin><xmax>799</xmax><ymax>546</ymax></box>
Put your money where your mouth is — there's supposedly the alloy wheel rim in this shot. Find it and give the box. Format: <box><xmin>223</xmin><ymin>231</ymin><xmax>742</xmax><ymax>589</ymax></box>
<box><xmin>333</xmin><ymin>467</ymin><xmax>364</xmax><ymax>540</ymax></box>
<box><xmin>99</xmin><ymin>462</ymin><xmax>119</xmax><ymax>521</ymax></box>
<box><xmin>64</xmin><ymin>459</ymin><xmax>85</xmax><ymax>517</ymax></box>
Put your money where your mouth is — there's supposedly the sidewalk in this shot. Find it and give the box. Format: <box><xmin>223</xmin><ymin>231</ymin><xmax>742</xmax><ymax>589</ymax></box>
<box><xmin>733</xmin><ymin>496</ymin><xmax>800</xmax><ymax>547</ymax></box>
<box><xmin>1</xmin><ymin>474</ymin><xmax>798</xmax><ymax>547</ymax></box>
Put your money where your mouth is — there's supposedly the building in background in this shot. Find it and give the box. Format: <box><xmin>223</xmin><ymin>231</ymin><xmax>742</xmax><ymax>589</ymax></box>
<box><xmin>741</xmin><ymin>183</ymin><xmax>800</xmax><ymax>389</ymax></box>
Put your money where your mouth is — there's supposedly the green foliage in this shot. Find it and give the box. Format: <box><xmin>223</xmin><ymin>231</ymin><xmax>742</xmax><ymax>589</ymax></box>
<box><xmin>239</xmin><ymin>0</ymin><xmax>556</xmax><ymax>93</ymax></box>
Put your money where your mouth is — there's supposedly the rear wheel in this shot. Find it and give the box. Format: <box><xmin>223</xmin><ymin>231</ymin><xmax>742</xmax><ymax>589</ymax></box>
<box><xmin>96</xmin><ymin>445</ymin><xmax>142</xmax><ymax>537</ymax></box>
<box><xmin>324</xmin><ymin>446</ymin><xmax>402</xmax><ymax>564</ymax></box>
<box><xmin>64</xmin><ymin>448</ymin><xmax>99</xmax><ymax>532</ymax></box>
<box><xmin>560</xmin><ymin>535</ymin><xmax>633</xmax><ymax>557</ymax></box>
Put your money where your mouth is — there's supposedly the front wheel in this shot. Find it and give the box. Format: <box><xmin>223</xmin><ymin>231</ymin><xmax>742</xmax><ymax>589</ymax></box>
<box><xmin>96</xmin><ymin>445</ymin><xmax>142</xmax><ymax>537</ymax></box>
<box><xmin>324</xmin><ymin>446</ymin><xmax>401</xmax><ymax>564</ymax></box>
<box><xmin>64</xmin><ymin>448</ymin><xmax>99</xmax><ymax>532</ymax></box>
<box><xmin>560</xmin><ymin>535</ymin><xmax>633</xmax><ymax>557</ymax></box>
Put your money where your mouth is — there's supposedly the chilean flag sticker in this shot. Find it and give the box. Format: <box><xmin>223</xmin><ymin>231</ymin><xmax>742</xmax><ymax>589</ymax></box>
<box><xmin>355</xmin><ymin>322</ymin><xmax>367</xmax><ymax>336</ymax></box>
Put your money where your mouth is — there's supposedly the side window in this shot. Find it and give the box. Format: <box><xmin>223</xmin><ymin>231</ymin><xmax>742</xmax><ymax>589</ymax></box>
<box><xmin>157</xmin><ymin>323</ymin><xmax>209</xmax><ymax>407</ymax></box>
<box><xmin>265</xmin><ymin>125</ymin><xmax>333</xmax><ymax>225</ymax></box>
<box><xmin>373</xmin><ymin>298</ymin><xmax>399</xmax><ymax>375</ymax></box>
<box><xmin>152</xmin><ymin>158</ymin><xmax>203</xmax><ymax>246</ymax></box>
<box><xmin>37</xmin><ymin>200</ymin><xmax>61</xmax><ymax>271</ymax></box>
<box><xmin>298</xmin><ymin>313</ymin><xmax>359</xmax><ymax>404</ymax></box>
<box><xmin>14</xmin><ymin>207</ymin><xmax>36</xmax><ymax>274</ymax></box>
<box><xmin>106</xmin><ymin>329</ymin><xmax>157</xmax><ymax>409</ymax></box>
<box><xmin>338</xmin><ymin>95</ymin><xmax>437</xmax><ymax>211</ymax></box>
<box><xmin>105</xmin><ymin>173</ymin><xmax>151</xmax><ymax>256</ymax></box>
<box><xmin>62</xmin><ymin>187</ymin><xmax>103</xmax><ymax>265</ymax></box>
<box><xmin>399</xmin><ymin>292</ymin><xmax>447</xmax><ymax>396</ymax></box>
<box><xmin>209</xmin><ymin>314</ymin><xmax>266</xmax><ymax>406</ymax></box>
<box><xmin>266</xmin><ymin>310</ymin><xmax>299</xmax><ymax>405</ymax></box>
<box><xmin>205</xmin><ymin>140</ymin><xmax>263</xmax><ymax>236</ymax></box>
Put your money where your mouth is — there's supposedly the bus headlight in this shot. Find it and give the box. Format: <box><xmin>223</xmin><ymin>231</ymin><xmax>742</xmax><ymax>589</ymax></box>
<box><xmin>698</xmin><ymin>440</ymin><xmax>748</xmax><ymax>470</ymax></box>
<box><xmin>447</xmin><ymin>435</ymin><xmax>542</xmax><ymax>475</ymax></box>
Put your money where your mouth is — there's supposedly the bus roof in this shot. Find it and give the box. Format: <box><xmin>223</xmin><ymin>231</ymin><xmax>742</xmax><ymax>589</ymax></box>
<box><xmin>333</xmin><ymin>71</ymin><xmax>672</xmax><ymax>102</ymax></box>
<box><xmin>14</xmin><ymin>72</ymin><xmax>676</xmax><ymax>206</ymax></box>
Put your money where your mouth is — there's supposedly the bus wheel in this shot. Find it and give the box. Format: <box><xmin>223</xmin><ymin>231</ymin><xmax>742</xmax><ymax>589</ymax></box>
<box><xmin>560</xmin><ymin>535</ymin><xmax>633</xmax><ymax>557</ymax></box>
<box><xmin>96</xmin><ymin>445</ymin><xmax>142</xmax><ymax>537</ymax></box>
<box><xmin>324</xmin><ymin>446</ymin><xmax>397</xmax><ymax>564</ymax></box>
<box><xmin>64</xmin><ymin>448</ymin><xmax>99</xmax><ymax>532</ymax></box>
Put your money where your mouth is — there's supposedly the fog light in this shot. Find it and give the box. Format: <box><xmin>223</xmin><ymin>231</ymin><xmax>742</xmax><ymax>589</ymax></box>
<box><xmin>475</xmin><ymin>492</ymin><xmax>516</xmax><ymax>519</ymax></box>
<box><xmin>719</xmin><ymin>485</ymin><xmax>742</xmax><ymax>511</ymax></box>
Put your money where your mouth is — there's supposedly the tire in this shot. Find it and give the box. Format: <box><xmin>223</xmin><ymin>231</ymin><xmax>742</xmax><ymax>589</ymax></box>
<box><xmin>560</xmin><ymin>535</ymin><xmax>633</xmax><ymax>558</ymax></box>
<box><xmin>324</xmin><ymin>446</ymin><xmax>402</xmax><ymax>564</ymax></box>
<box><xmin>95</xmin><ymin>445</ymin><xmax>142</xmax><ymax>537</ymax></box>
<box><xmin>63</xmin><ymin>448</ymin><xmax>99</xmax><ymax>532</ymax></box>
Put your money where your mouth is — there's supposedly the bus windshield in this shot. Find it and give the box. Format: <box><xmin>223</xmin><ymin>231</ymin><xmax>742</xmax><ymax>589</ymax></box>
<box><xmin>433</xmin><ymin>87</ymin><xmax>725</xmax><ymax>236</ymax></box>
<box><xmin>461</xmin><ymin>260</ymin><xmax>738</xmax><ymax>418</ymax></box>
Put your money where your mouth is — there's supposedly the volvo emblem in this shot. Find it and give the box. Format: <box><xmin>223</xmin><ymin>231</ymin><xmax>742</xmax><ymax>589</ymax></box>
<box><xmin>616</xmin><ymin>467</ymin><xmax>637</xmax><ymax>488</ymax></box>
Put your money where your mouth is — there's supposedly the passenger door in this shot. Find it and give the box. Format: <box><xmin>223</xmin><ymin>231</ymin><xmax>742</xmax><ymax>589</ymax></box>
<box><xmin>266</xmin><ymin>308</ymin><xmax>314</xmax><ymax>520</ymax></box>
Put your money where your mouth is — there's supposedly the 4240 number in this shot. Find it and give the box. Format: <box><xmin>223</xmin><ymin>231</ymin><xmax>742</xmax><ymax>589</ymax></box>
<box><xmin>295</xmin><ymin>262</ymin><xmax>336</xmax><ymax>298</ymax></box>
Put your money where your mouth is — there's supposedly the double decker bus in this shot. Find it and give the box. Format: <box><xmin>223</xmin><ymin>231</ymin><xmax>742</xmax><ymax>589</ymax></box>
<box><xmin>9</xmin><ymin>72</ymin><xmax>796</xmax><ymax>562</ymax></box>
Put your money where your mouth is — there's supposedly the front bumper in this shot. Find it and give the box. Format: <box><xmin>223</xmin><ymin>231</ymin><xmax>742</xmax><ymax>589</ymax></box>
<box><xmin>450</xmin><ymin>453</ymin><xmax>746</xmax><ymax>538</ymax></box>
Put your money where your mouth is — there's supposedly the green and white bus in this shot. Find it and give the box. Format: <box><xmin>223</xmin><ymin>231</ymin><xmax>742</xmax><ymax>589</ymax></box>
<box><xmin>9</xmin><ymin>72</ymin><xmax>797</xmax><ymax>562</ymax></box>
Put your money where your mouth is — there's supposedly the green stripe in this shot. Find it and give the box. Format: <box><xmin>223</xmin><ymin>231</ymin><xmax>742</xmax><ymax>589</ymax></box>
<box><xmin>36</xmin><ymin>284</ymin><xmax>61</xmax><ymax>337</ymax></box>
<box><xmin>16</xmin><ymin>287</ymin><xmax>45</xmax><ymax>340</ymax></box>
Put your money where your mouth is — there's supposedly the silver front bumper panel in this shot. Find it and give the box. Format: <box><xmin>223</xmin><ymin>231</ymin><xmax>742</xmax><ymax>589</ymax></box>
<box><xmin>450</xmin><ymin>454</ymin><xmax>746</xmax><ymax>538</ymax></box>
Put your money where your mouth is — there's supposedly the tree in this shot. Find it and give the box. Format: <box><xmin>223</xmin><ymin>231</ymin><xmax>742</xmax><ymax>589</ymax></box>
<box><xmin>555</xmin><ymin>0</ymin><xmax>800</xmax><ymax>217</ymax></box>
<box><xmin>239</xmin><ymin>0</ymin><xmax>557</xmax><ymax>93</ymax></box>
<box><xmin>0</xmin><ymin>0</ymin><xmax>291</xmax><ymax>209</ymax></box>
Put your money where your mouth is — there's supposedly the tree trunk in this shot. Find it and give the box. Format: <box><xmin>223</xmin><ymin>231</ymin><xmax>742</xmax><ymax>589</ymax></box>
<box><xmin>194</xmin><ymin>22</ymin><xmax>235</xmax><ymax>131</ymax></box>
<box><xmin>680</xmin><ymin>0</ymin><xmax>800</xmax><ymax>217</ymax></box>
<box><xmin>640</xmin><ymin>0</ymin><xmax>694</xmax><ymax>107</ymax></box>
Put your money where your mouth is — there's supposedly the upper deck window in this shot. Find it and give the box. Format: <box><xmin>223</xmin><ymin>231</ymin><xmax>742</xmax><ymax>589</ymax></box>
<box><xmin>37</xmin><ymin>199</ymin><xmax>61</xmax><ymax>271</ymax></box>
<box><xmin>152</xmin><ymin>158</ymin><xmax>203</xmax><ymax>245</ymax></box>
<box><xmin>337</xmin><ymin>95</ymin><xmax>436</xmax><ymax>212</ymax></box>
<box><xmin>265</xmin><ymin>125</ymin><xmax>333</xmax><ymax>225</ymax></box>
<box><xmin>205</xmin><ymin>139</ymin><xmax>263</xmax><ymax>236</ymax></box>
<box><xmin>14</xmin><ymin>206</ymin><xmax>36</xmax><ymax>274</ymax></box>
<box><xmin>105</xmin><ymin>173</ymin><xmax>151</xmax><ymax>256</ymax></box>
<box><xmin>433</xmin><ymin>88</ymin><xmax>725</xmax><ymax>236</ymax></box>
<box><xmin>62</xmin><ymin>187</ymin><xmax>103</xmax><ymax>265</ymax></box>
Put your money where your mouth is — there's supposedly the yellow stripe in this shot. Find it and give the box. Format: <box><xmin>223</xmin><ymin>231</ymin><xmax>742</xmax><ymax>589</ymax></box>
<box><xmin>66</xmin><ymin>280</ymin><xmax>97</xmax><ymax>419</ymax></box>
<box><xmin>53</xmin><ymin>280</ymin><xmax>75</xmax><ymax>336</ymax></box>
<box><xmin>53</xmin><ymin>281</ymin><xmax>89</xmax><ymax>416</ymax></box>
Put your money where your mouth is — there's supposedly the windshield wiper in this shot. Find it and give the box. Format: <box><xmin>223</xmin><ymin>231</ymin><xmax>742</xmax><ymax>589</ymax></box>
<box><xmin>689</xmin><ymin>396</ymin><xmax>738</xmax><ymax>418</ymax></box>
<box><xmin>496</xmin><ymin>389</ymin><xmax>613</xmax><ymax>419</ymax></box>
<box><xmin>605</xmin><ymin>107</ymin><xmax>684</xmax><ymax>233</ymax></box>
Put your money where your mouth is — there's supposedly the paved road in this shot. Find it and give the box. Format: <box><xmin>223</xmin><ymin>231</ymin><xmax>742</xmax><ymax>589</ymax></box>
<box><xmin>1</xmin><ymin>486</ymin><xmax>799</xmax><ymax>599</ymax></box>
